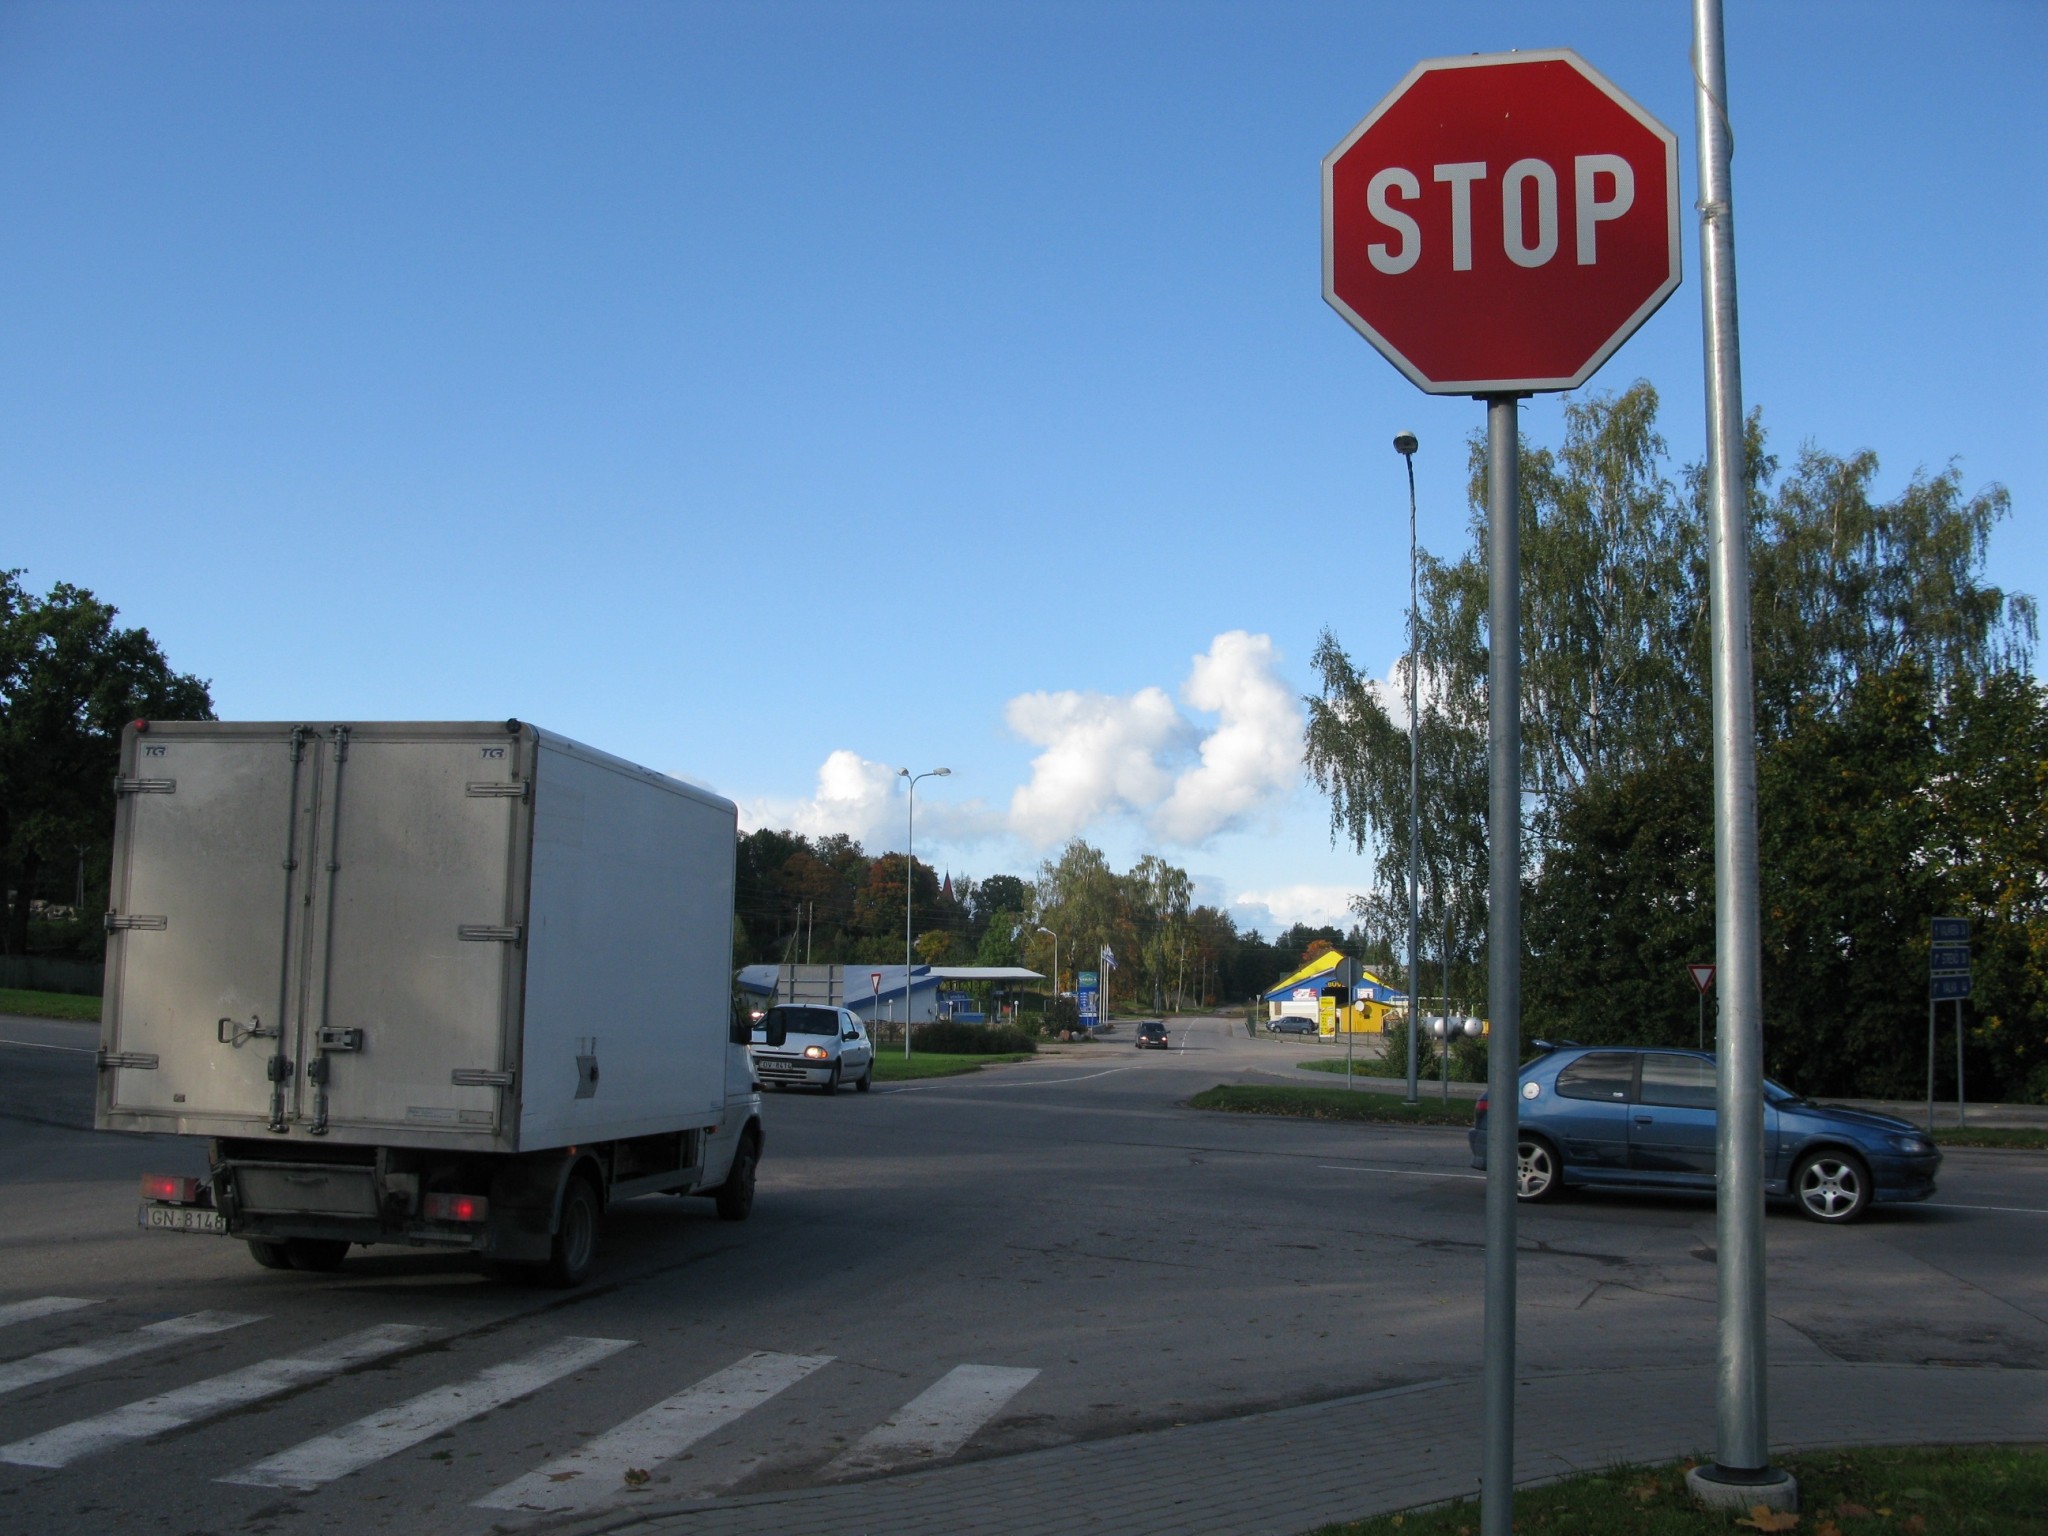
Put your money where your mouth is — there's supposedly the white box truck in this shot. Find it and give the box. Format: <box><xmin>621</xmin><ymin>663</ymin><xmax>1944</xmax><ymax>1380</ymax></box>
<box><xmin>100</xmin><ymin>719</ymin><xmax>761</xmax><ymax>1286</ymax></box>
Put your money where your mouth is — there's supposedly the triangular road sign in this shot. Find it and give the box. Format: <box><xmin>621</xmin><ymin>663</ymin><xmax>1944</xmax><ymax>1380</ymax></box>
<box><xmin>1687</xmin><ymin>963</ymin><xmax>1716</xmax><ymax>995</ymax></box>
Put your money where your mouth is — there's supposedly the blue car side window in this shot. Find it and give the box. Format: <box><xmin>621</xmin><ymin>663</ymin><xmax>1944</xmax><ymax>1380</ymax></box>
<box><xmin>1639</xmin><ymin>1053</ymin><xmax>1716</xmax><ymax>1109</ymax></box>
<box><xmin>1554</xmin><ymin>1053</ymin><xmax>1636</xmax><ymax>1102</ymax></box>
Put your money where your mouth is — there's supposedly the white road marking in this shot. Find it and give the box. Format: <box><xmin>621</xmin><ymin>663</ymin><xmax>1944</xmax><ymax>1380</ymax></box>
<box><xmin>823</xmin><ymin>1364</ymin><xmax>1039</xmax><ymax>1480</ymax></box>
<box><xmin>474</xmin><ymin>1348</ymin><xmax>832</xmax><ymax>1514</ymax></box>
<box><xmin>221</xmin><ymin>1335</ymin><xmax>632</xmax><ymax>1491</ymax></box>
<box><xmin>0</xmin><ymin>1297</ymin><xmax>97</xmax><ymax>1331</ymax></box>
<box><xmin>1317</xmin><ymin>1164</ymin><xmax>1487</xmax><ymax>1182</ymax></box>
<box><xmin>0</xmin><ymin>1038</ymin><xmax>95</xmax><ymax>1054</ymax></box>
<box><xmin>887</xmin><ymin>1066</ymin><xmax>1137</xmax><ymax>1094</ymax></box>
<box><xmin>0</xmin><ymin>1309</ymin><xmax>256</xmax><ymax>1398</ymax></box>
<box><xmin>1921</xmin><ymin>1200</ymin><xmax>2048</xmax><ymax>1216</ymax></box>
<box><xmin>0</xmin><ymin>1323</ymin><xmax>429</xmax><ymax>1468</ymax></box>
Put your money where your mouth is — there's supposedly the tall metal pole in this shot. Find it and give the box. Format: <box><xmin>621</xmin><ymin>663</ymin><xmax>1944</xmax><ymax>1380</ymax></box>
<box><xmin>1956</xmin><ymin>999</ymin><xmax>1966</xmax><ymax>1128</ymax></box>
<box><xmin>900</xmin><ymin>767</ymin><xmax>950</xmax><ymax>1060</ymax></box>
<box><xmin>1479</xmin><ymin>393</ymin><xmax>1521</xmax><ymax>1536</ymax></box>
<box><xmin>1397</xmin><ymin>431</ymin><xmax>1422</xmax><ymax>1104</ymax></box>
<box><xmin>1038</xmin><ymin>926</ymin><xmax>1058</xmax><ymax>1029</ymax></box>
<box><xmin>1441</xmin><ymin>907</ymin><xmax>1453</xmax><ymax>1103</ymax></box>
<box><xmin>1927</xmin><ymin>994</ymin><xmax>1937</xmax><ymax>1133</ymax></box>
<box><xmin>1693</xmin><ymin>0</ymin><xmax>1784</xmax><ymax>1499</ymax></box>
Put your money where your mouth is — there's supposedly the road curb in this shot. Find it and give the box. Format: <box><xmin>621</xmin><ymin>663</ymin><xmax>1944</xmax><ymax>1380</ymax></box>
<box><xmin>537</xmin><ymin>1361</ymin><xmax>2048</xmax><ymax>1536</ymax></box>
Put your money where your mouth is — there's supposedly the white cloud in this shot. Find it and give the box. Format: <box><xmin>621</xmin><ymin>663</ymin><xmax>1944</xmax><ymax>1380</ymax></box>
<box><xmin>1152</xmin><ymin>631</ymin><xmax>1304</xmax><ymax>845</ymax></box>
<box><xmin>1003</xmin><ymin>685</ymin><xmax>1188</xmax><ymax>847</ymax></box>
<box><xmin>744</xmin><ymin>630</ymin><xmax>1309</xmax><ymax>861</ymax></box>
<box><xmin>738</xmin><ymin>749</ymin><xmax>903</xmax><ymax>846</ymax></box>
<box><xmin>1232</xmin><ymin>884</ymin><xmax>1359</xmax><ymax>932</ymax></box>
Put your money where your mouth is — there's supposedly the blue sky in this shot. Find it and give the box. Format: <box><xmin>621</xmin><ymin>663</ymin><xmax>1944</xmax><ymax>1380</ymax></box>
<box><xmin>4</xmin><ymin>2</ymin><xmax>2042</xmax><ymax>936</ymax></box>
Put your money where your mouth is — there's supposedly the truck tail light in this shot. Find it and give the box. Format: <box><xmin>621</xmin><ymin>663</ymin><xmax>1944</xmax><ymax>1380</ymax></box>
<box><xmin>423</xmin><ymin>1193</ymin><xmax>489</xmax><ymax>1224</ymax></box>
<box><xmin>141</xmin><ymin>1174</ymin><xmax>201</xmax><ymax>1203</ymax></box>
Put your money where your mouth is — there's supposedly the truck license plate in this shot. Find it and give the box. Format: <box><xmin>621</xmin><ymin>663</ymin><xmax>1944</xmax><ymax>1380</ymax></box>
<box><xmin>140</xmin><ymin>1204</ymin><xmax>226</xmax><ymax>1234</ymax></box>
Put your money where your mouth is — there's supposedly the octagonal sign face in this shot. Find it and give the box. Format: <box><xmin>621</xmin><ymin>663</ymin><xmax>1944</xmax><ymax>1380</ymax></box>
<box><xmin>1323</xmin><ymin>50</ymin><xmax>1680</xmax><ymax>395</ymax></box>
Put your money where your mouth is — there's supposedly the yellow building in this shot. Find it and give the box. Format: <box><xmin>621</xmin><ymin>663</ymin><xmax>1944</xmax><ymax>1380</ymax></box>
<box><xmin>1262</xmin><ymin>951</ymin><xmax>1404</xmax><ymax>1037</ymax></box>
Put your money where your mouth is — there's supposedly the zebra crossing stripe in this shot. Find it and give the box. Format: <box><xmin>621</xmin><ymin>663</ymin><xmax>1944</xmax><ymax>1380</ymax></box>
<box><xmin>0</xmin><ymin>1310</ymin><xmax>257</xmax><ymax>1399</ymax></box>
<box><xmin>0</xmin><ymin>1323</ymin><xmax>430</xmax><ymax>1469</ymax></box>
<box><xmin>822</xmin><ymin>1364</ymin><xmax>1040</xmax><ymax>1481</ymax></box>
<box><xmin>0</xmin><ymin>1298</ymin><xmax>98</xmax><ymax>1331</ymax></box>
<box><xmin>220</xmin><ymin>1335</ymin><xmax>632</xmax><ymax>1491</ymax></box>
<box><xmin>474</xmin><ymin>1349</ymin><xmax>833</xmax><ymax>1514</ymax></box>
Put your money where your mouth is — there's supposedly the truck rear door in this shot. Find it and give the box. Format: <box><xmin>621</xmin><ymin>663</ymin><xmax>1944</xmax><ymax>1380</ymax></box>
<box><xmin>101</xmin><ymin>723</ymin><xmax>318</xmax><ymax>1129</ymax></box>
<box><xmin>291</xmin><ymin>724</ymin><xmax>531</xmax><ymax>1140</ymax></box>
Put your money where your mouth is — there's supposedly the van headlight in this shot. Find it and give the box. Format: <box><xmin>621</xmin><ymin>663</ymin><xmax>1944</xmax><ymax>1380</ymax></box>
<box><xmin>1888</xmin><ymin>1134</ymin><xmax>1933</xmax><ymax>1155</ymax></box>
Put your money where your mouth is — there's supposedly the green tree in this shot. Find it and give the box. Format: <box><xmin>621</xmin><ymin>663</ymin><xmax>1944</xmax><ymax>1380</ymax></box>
<box><xmin>0</xmin><ymin>575</ymin><xmax>213</xmax><ymax>954</ymax></box>
<box><xmin>1308</xmin><ymin>383</ymin><xmax>2034</xmax><ymax>1025</ymax></box>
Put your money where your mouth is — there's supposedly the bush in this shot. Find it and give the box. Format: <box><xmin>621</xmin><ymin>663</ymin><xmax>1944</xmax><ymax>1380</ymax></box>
<box><xmin>910</xmin><ymin>1020</ymin><xmax>1038</xmax><ymax>1055</ymax></box>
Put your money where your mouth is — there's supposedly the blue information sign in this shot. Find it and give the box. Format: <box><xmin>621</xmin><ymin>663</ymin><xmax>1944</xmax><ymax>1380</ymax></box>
<box><xmin>1931</xmin><ymin>974</ymin><xmax>1972</xmax><ymax>1001</ymax></box>
<box><xmin>1929</xmin><ymin>917</ymin><xmax>1970</xmax><ymax>999</ymax></box>
<box><xmin>1076</xmin><ymin>970</ymin><xmax>1100</xmax><ymax>1027</ymax></box>
<box><xmin>1930</xmin><ymin>917</ymin><xmax>1970</xmax><ymax>943</ymax></box>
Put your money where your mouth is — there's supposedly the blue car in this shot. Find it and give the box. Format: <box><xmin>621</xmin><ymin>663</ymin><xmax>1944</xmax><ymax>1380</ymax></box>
<box><xmin>1468</xmin><ymin>1043</ymin><xmax>1940</xmax><ymax>1224</ymax></box>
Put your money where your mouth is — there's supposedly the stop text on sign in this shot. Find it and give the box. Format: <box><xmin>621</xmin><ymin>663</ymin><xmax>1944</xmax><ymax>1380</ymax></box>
<box><xmin>1323</xmin><ymin>50</ymin><xmax>1680</xmax><ymax>395</ymax></box>
<box><xmin>1364</xmin><ymin>154</ymin><xmax>1639</xmax><ymax>274</ymax></box>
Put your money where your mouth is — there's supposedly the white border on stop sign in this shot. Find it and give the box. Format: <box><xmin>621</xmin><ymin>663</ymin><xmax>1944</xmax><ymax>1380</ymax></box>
<box><xmin>1321</xmin><ymin>48</ymin><xmax>1683</xmax><ymax>397</ymax></box>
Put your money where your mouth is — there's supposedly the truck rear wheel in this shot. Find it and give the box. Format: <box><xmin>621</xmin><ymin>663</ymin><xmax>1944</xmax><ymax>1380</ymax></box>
<box><xmin>543</xmin><ymin>1176</ymin><xmax>601</xmax><ymax>1288</ymax></box>
<box><xmin>247</xmin><ymin>1239</ymin><xmax>292</xmax><ymax>1270</ymax></box>
<box><xmin>286</xmin><ymin>1238</ymin><xmax>351</xmax><ymax>1272</ymax></box>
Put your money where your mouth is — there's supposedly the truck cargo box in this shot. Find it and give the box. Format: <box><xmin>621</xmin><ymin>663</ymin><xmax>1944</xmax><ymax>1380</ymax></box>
<box><xmin>97</xmin><ymin>720</ymin><xmax>737</xmax><ymax>1156</ymax></box>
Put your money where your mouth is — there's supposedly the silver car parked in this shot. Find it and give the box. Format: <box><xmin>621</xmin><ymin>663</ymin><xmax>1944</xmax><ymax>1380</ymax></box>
<box><xmin>750</xmin><ymin>1005</ymin><xmax>876</xmax><ymax>1094</ymax></box>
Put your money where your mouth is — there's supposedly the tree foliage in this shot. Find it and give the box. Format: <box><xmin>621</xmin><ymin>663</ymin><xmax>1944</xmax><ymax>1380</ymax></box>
<box><xmin>0</xmin><ymin>574</ymin><xmax>214</xmax><ymax>955</ymax></box>
<box><xmin>1305</xmin><ymin>384</ymin><xmax>2042</xmax><ymax>1095</ymax></box>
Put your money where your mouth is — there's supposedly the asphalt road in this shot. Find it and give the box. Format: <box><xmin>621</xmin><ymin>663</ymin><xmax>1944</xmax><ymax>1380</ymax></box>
<box><xmin>2</xmin><ymin>1012</ymin><xmax>2046</xmax><ymax>1535</ymax></box>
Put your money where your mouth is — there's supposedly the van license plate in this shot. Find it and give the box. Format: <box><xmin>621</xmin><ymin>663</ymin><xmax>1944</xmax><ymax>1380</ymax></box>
<box><xmin>140</xmin><ymin>1204</ymin><xmax>226</xmax><ymax>1234</ymax></box>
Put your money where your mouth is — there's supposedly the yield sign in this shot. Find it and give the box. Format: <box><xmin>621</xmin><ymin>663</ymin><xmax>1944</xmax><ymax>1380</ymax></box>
<box><xmin>1687</xmin><ymin>963</ymin><xmax>1716</xmax><ymax>996</ymax></box>
<box><xmin>870</xmin><ymin>971</ymin><xmax>883</xmax><ymax>994</ymax></box>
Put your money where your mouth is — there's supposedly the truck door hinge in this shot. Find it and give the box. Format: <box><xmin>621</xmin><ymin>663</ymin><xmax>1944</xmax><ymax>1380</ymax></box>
<box><xmin>114</xmin><ymin>776</ymin><xmax>177</xmax><ymax>795</ymax></box>
<box><xmin>105</xmin><ymin>913</ymin><xmax>168</xmax><ymax>932</ymax></box>
<box><xmin>96</xmin><ymin>1049</ymin><xmax>159</xmax><ymax>1071</ymax></box>
<box><xmin>266</xmin><ymin>1056</ymin><xmax>295</xmax><ymax>1083</ymax></box>
<box><xmin>451</xmin><ymin>1068</ymin><xmax>516</xmax><ymax>1088</ymax></box>
<box><xmin>457</xmin><ymin>924</ymin><xmax>523</xmax><ymax>945</ymax></box>
<box><xmin>466</xmin><ymin>780</ymin><xmax>530</xmax><ymax>800</ymax></box>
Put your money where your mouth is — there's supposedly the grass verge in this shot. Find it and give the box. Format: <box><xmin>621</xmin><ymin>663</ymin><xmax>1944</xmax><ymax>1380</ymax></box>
<box><xmin>1311</xmin><ymin>1444</ymin><xmax>2048</xmax><ymax>1534</ymax></box>
<box><xmin>0</xmin><ymin>987</ymin><xmax>100</xmax><ymax>1022</ymax></box>
<box><xmin>871</xmin><ymin>1052</ymin><xmax>1034</xmax><ymax>1082</ymax></box>
<box><xmin>1187</xmin><ymin>1084</ymin><xmax>1475</xmax><ymax>1128</ymax></box>
<box><xmin>1932</xmin><ymin>1126</ymin><xmax>2048</xmax><ymax>1150</ymax></box>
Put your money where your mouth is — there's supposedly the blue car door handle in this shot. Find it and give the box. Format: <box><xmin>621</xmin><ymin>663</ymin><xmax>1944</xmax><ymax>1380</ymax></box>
<box><xmin>1635</xmin><ymin>1115</ymin><xmax>1654</xmax><ymax>1125</ymax></box>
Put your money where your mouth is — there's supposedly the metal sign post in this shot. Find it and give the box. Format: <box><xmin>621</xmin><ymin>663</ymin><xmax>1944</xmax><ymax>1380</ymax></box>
<box><xmin>1688</xmin><ymin>963</ymin><xmax>1717</xmax><ymax>1049</ymax></box>
<box><xmin>1929</xmin><ymin>918</ymin><xmax>1971</xmax><ymax>1129</ymax></box>
<box><xmin>1322</xmin><ymin>47</ymin><xmax>1680</xmax><ymax>1536</ymax></box>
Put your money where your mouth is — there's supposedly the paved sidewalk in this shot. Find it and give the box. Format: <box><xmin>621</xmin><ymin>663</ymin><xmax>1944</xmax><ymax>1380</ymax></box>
<box><xmin>550</xmin><ymin>1361</ymin><xmax>2048</xmax><ymax>1536</ymax></box>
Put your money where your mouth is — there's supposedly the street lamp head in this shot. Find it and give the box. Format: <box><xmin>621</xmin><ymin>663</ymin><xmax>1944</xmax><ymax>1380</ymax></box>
<box><xmin>1036</xmin><ymin>926</ymin><xmax>1054</xmax><ymax>937</ymax></box>
<box><xmin>1394</xmin><ymin>430</ymin><xmax>1419</xmax><ymax>457</ymax></box>
<box><xmin>933</xmin><ymin>767</ymin><xmax>952</xmax><ymax>777</ymax></box>
<box><xmin>897</xmin><ymin>767</ymin><xmax>910</xmax><ymax>778</ymax></box>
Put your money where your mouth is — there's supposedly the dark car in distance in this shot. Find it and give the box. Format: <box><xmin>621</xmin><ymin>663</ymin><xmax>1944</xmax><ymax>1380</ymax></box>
<box><xmin>1134</xmin><ymin>1020</ymin><xmax>1169</xmax><ymax>1050</ymax></box>
<box><xmin>1469</xmin><ymin>1043</ymin><xmax>1940</xmax><ymax>1224</ymax></box>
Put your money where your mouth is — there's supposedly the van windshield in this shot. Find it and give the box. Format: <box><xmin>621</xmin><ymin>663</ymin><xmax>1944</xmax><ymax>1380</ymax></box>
<box><xmin>761</xmin><ymin>1007</ymin><xmax>841</xmax><ymax>1046</ymax></box>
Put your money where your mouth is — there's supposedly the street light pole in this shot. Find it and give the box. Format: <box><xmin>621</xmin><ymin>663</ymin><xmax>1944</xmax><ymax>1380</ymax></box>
<box><xmin>899</xmin><ymin>767</ymin><xmax>950</xmax><ymax>1059</ymax></box>
<box><xmin>1396</xmin><ymin>429</ymin><xmax>1422</xmax><ymax>1105</ymax></box>
<box><xmin>1037</xmin><ymin>926</ymin><xmax>1059</xmax><ymax>1026</ymax></box>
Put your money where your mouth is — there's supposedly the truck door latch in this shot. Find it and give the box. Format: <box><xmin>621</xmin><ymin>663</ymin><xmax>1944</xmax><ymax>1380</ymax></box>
<box><xmin>218</xmin><ymin>1015</ymin><xmax>281</xmax><ymax>1047</ymax></box>
<box><xmin>266</xmin><ymin>1055</ymin><xmax>295</xmax><ymax>1083</ymax></box>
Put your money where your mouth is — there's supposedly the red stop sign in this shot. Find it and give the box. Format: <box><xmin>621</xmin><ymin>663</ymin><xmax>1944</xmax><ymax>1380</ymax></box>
<box><xmin>1323</xmin><ymin>50</ymin><xmax>1680</xmax><ymax>395</ymax></box>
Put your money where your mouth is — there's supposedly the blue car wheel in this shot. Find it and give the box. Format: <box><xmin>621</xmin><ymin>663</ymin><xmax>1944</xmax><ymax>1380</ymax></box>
<box><xmin>1517</xmin><ymin>1135</ymin><xmax>1562</xmax><ymax>1202</ymax></box>
<box><xmin>1794</xmin><ymin>1149</ymin><xmax>1870</xmax><ymax>1223</ymax></box>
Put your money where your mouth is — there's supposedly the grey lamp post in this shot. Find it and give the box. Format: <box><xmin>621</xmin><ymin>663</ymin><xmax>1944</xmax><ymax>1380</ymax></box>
<box><xmin>1036</xmin><ymin>926</ymin><xmax>1059</xmax><ymax>1024</ymax></box>
<box><xmin>1396</xmin><ymin>429</ymin><xmax>1422</xmax><ymax>1104</ymax></box>
<box><xmin>899</xmin><ymin>767</ymin><xmax>950</xmax><ymax>1058</ymax></box>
